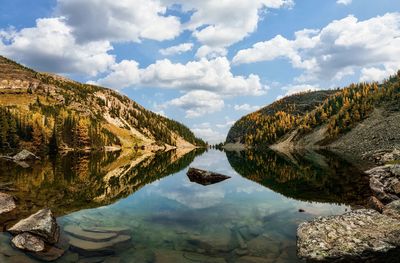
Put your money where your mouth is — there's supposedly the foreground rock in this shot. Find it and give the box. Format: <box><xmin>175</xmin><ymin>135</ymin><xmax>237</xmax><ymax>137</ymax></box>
<box><xmin>366</xmin><ymin>164</ymin><xmax>400</xmax><ymax>204</ymax></box>
<box><xmin>8</xmin><ymin>208</ymin><xmax>59</xmax><ymax>244</ymax></box>
<box><xmin>187</xmin><ymin>168</ymin><xmax>231</xmax><ymax>186</ymax></box>
<box><xmin>297</xmin><ymin>209</ymin><xmax>400</xmax><ymax>262</ymax></box>
<box><xmin>0</xmin><ymin>192</ymin><xmax>16</xmax><ymax>215</ymax></box>
<box><xmin>383</xmin><ymin>200</ymin><xmax>400</xmax><ymax>220</ymax></box>
<box><xmin>11</xmin><ymin>232</ymin><xmax>45</xmax><ymax>252</ymax></box>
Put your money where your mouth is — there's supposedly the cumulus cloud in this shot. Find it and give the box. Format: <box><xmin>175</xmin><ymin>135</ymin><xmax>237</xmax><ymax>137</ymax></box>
<box><xmin>161</xmin><ymin>0</ymin><xmax>293</xmax><ymax>58</ymax></box>
<box><xmin>95</xmin><ymin>57</ymin><xmax>267</xmax><ymax>96</ymax></box>
<box><xmin>94</xmin><ymin>60</ymin><xmax>140</xmax><ymax>89</ymax></box>
<box><xmin>233</xmin><ymin>13</ymin><xmax>400</xmax><ymax>83</ymax></box>
<box><xmin>164</xmin><ymin>90</ymin><xmax>224</xmax><ymax>118</ymax></box>
<box><xmin>56</xmin><ymin>0</ymin><xmax>181</xmax><ymax>43</ymax></box>
<box><xmin>337</xmin><ymin>0</ymin><xmax>352</xmax><ymax>5</ymax></box>
<box><xmin>234</xmin><ymin>104</ymin><xmax>260</xmax><ymax>112</ymax></box>
<box><xmin>282</xmin><ymin>84</ymin><xmax>319</xmax><ymax>96</ymax></box>
<box><xmin>360</xmin><ymin>67</ymin><xmax>397</xmax><ymax>82</ymax></box>
<box><xmin>159</xmin><ymin>43</ymin><xmax>194</xmax><ymax>56</ymax></box>
<box><xmin>191</xmin><ymin>123</ymin><xmax>226</xmax><ymax>143</ymax></box>
<box><xmin>0</xmin><ymin>17</ymin><xmax>115</xmax><ymax>76</ymax></box>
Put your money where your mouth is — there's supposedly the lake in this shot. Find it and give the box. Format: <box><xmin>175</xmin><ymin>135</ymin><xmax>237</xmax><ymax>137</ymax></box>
<box><xmin>0</xmin><ymin>148</ymin><xmax>371</xmax><ymax>262</ymax></box>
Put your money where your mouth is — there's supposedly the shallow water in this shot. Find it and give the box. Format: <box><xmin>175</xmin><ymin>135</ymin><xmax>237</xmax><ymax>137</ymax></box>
<box><xmin>0</xmin><ymin>149</ymin><xmax>370</xmax><ymax>262</ymax></box>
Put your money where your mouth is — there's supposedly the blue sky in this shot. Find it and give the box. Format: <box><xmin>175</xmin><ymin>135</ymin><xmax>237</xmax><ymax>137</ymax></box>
<box><xmin>1</xmin><ymin>0</ymin><xmax>400</xmax><ymax>143</ymax></box>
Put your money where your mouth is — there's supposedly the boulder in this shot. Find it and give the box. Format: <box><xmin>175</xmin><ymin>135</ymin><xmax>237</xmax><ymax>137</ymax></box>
<box><xmin>8</xmin><ymin>208</ymin><xmax>59</xmax><ymax>244</ymax></box>
<box><xmin>0</xmin><ymin>192</ymin><xmax>16</xmax><ymax>215</ymax></box>
<box><xmin>11</xmin><ymin>232</ymin><xmax>45</xmax><ymax>252</ymax></box>
<box><xmin>12</xmin><ymin>150</ymin><xmax>40</xmax><ymax>162</ymax></box>
<box><xmin>383</xmin><ymin>200</ymin><xmax>400</xmax><ymax>221</ymax></box>
<box><xmin>187</xmin><ymin>168</ymin><xmax>231</xmax><ymax>186</ymax></box>
<box><xmin>297</xmin><ymin>209</ymin><xmax>400</xmax><ymax>262</ymax></box>
<box><xmin>366</xmin><ymin>164</ymin><xmax>400</xmax><ymax>204</ymax></box>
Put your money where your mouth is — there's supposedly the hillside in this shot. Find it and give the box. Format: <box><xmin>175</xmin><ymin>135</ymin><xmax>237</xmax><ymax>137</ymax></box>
<box><xmin>226</xmin><ymin>72</ymin><xmax>400</xmax><ymax>161</ymax></box>
<box><xmin>0</xmin><ymin>56</ymin><xmax>205</xmax><ymax>154</ymax></box>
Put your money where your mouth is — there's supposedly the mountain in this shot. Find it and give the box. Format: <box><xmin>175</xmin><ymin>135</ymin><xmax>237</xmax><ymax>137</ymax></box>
<box><xmin>226</xmin><ymin>72</ymin><xmax>400</xmax><ymax>161</ymax></box>
<box><xmin>0</xmin><ymin>56</ymin><xmax>205</xmax><ymax>154</ymax></box>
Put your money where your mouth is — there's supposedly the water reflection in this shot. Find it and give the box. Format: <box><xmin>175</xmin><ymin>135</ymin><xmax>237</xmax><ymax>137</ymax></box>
<box><xmin>226</xmin><ymin>149</ymin><xmax>371</xmax><ymax>206</ymax></box>
<box><xmin>0</xmin><ymin>148</ymin><xmax>205</xmax><ymax>225</ymax></box>
<box><xmin>0</xmin><ymin>149</ymin><xmax>371</xmax><ymax>263</ymax></box>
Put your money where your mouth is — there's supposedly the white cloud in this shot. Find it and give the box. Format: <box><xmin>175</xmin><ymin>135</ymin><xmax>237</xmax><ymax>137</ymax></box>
<box><xmin>0</xmin><ymin>17</ymin><xmax>114</xmax><ymax>76</ymax></box>
<box><xmin>360</xmin><ymin>67</ymin><xmax>396</xmax><ymax>82</ymax></box>
<box><xmin>94</xmin><ymin>60</ymin><xmax>140</xmax><ymax>89</ymax></box>
<box><xmin>233</xmin><ymin>13</ymin><xmax>400</xmax><ymax>83</ymax></box>
<box><xmin>162</xmin><ymin>0</ymin><xmax>293</xmax><ymax>57</ymax></box>
<box><xmin>234</xmin><ymin>104</ymin><xmax>260</xmax><ymax>112</ymax></box>
<box><xmin>96</xmin><ymin>57</ymin><xmax>267</xmax><ymax>96</ymax></box>
<box><xmin>164</xmin><ymin>90</ymin><xmax>224</xmax><ymax>118</ymax></box>
<box><xmin>192</xmin><ymin>122</ymin><xmax>226</xmax><ymax>144</ymax></box>
<box><xmin>57</xmin><ymin>0</ymin><xmax>181</xmax><ymax>43</ymax></box>
<box><xmin>282</xmin><ymin>84</ymin><xmax>319</xmax><ymax>96</ymax></box>
<box><xmin>160</xmin><ymin>43</ymin><xmax>194</xmax><ymax>56</ymax></box>
<box><xmin>337</xmin><ymin>0</ymin><xmax>352</xmax><ymax>5</ymax></box>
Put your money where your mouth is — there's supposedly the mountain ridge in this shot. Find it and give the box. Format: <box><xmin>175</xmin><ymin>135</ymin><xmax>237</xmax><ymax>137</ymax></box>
<box><xmin>0</xmin><ymin>55</ymin><xmax>206</xmax><ymax>154</ymax></box>
<box><xmin>226</xmin><ymin>72</ymin><xmax>400</xmax><ymax>162</ymax></box>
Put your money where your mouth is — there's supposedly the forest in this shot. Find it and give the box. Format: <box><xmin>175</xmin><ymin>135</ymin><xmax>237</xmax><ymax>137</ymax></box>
<box><xmin>228</xmin><ymin>71</ymin><xmax>400</xmax><ymax>148</ymax></box>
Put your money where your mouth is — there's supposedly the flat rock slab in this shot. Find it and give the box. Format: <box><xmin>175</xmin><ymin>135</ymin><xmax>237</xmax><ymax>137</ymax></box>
<box><xmin>82</xmin><ymin>226</ymin><xmax>130</xmax><ymax>235</ymax></box>
<box><xmin>8</xmin><ymin>208</ymin><xmax>59</xmax><ymax>244</ymax></box>
<box><xmin>0</xmin><ymin>192</ymin><xmax>16</xmax><ymax>215</ymax></box>
<box><xmin>297</xmin><ymin>209</ymin><xmax>400</xmax><ymax>262</ymax></box>
<box><xmin>68</xmin><ymin>234</ymin><xmax>131</xmax><ymax>252</ymax></box>
<box><xmin>11</xmin><ymin>232</ymin><xmax>45</xmax><ymax>252</ymax></box>
<box><xmin>187</xmin><ymin>167</ymin><xmax>231</xmax><ymax>186</ymax></box>
<box><xmin>64</xmin><ymin>225</ymin><xmax>117</xmax><ymax>242</ymax></box>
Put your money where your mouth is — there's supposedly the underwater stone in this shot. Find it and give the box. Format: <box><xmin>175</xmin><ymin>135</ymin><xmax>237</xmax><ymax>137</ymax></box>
<box><xmin>11</xmin><ymin>233</ymin><xmax>45</xmax><ymax>252</ymax></box>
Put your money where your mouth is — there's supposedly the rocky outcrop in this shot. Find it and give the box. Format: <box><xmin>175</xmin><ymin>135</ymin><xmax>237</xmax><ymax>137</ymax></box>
<box><xmin>8</xmin><ymin>208</ymin><xmax>59</xmax><ymax>244</ymax></box>
<box><xmin>297</xmin><ymin>209</ymin><xmax>400</xmax><ymax>262</ymax></box>
<box><xmin>366</xmin><ymin>164</ymin><xmax>400</xmax><ymax>204</ymax></box>
<box><xmin>383</xmin><ymin>200</ymin><xmax>400</xmax><ymax>220</ymax></box>
<box><xmin>0</xmin><ymin>192</ymin><xmax>16</xmax><ymax>215</ymax></box>
<box><xmin>11</xmin><ymin>233</ymin><xmax>45</xmax><ymax>252</ymax></box>
<box><xmin>187</xmin><ymin>168</ymin><xmax>231</xmax><ymax>186</ymax></box>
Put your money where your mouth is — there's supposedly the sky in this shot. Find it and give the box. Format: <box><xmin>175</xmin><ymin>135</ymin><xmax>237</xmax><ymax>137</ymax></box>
<box><xmin>0</xmin><ymin>0</ymin><xmax>400</xmax><ymax>143</ymax></box>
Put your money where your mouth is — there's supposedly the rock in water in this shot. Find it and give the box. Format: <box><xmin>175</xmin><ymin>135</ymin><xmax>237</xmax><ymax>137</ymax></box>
<box><xmin>366</xmin><ymin>164</ymin><xmax>400</xmax><ymax>204</ymax></box>
<box><xmin>11</xmin><ymin>233</ymin><xmax>45</xmax><ymax>252</ymax></box>
<box><xmin>12</xmin><ymin>150</ymin><xmax>40</xmax><ymax>162</ymax></box>
<box><xmin>0</xmin><ymin>192</ymin><xmax>16</xmax><ymax>215</ymax></box>
<box><xmin>187</xmin><ymin>168</ymin><xmax>231</xmax><ymax>186</ymax></box>
<box><xmin>8</xmin><ymin>208</ymin><xmax>59</xmax><ymax>244</ymax></box>
<box><xmin>297</xmin><ymin>209</ymin><xmax>400</xmax><ymax>262</ymax></box>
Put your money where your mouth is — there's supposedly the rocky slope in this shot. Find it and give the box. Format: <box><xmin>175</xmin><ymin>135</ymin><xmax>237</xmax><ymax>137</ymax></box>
<box><xmin>0</xmin><ymin>55</ymin><xmax>205</xmax><ymax>154</ymax></box>
<box><xmin>226</xmin><ymin>73</ymin><xmax>400</xmax><ymax>163</ymax></box>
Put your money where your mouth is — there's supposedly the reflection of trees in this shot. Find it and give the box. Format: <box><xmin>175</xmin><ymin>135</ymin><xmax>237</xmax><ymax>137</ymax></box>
<box><xmin>226</xmin><ymin>149</ymin><xmax>371</xmax><ymax>206</ymax></box>
<box><xmin>0</xmin><ymin>148</ymin><xmax>204</xmax><ymax>223</ymax></box>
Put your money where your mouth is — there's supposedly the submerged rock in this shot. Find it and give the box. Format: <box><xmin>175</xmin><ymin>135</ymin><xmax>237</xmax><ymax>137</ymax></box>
<box><xmin>187</xmin><ymin>168</ymin><xmax>231</xmax><ymax>186</ymax></box>
<box><xmin>64</xmin><ymin>225</ymin><xmax>117</xmax><ymax>242</ymax></box>
<box><xmin>0</xmin><ymin>192</ymin><xmax>16</xmax><ymax>215</ymax></box>
<box><xmin>11</xmin><ymin>232</ymin><xmax>45</xmax><ymax>252</ymax></box>
<box><xmin>366</xmin><ymin>164</ymin><xmax>400</xmax><ymax>204</ymax></box>
<box><xmin>8</xmin><ymin>208</ymin><xmax>59</xmax><ymax>244</ymax></box>
<box><xmin>297</xmin><ymin>209</ymin><xmax>400</xmax><ymax>262</ymax></box>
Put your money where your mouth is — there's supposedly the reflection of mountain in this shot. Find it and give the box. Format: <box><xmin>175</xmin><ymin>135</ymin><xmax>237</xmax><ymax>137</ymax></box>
<box><xmin>0</xmin><ymin>148</ymin><xmax>205</xmax><ymax>223</ymax></box>
<box><xmin>226</xmin><ymin>149</ymin><xmax>371</xmax><ymax>206</ymax></box>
